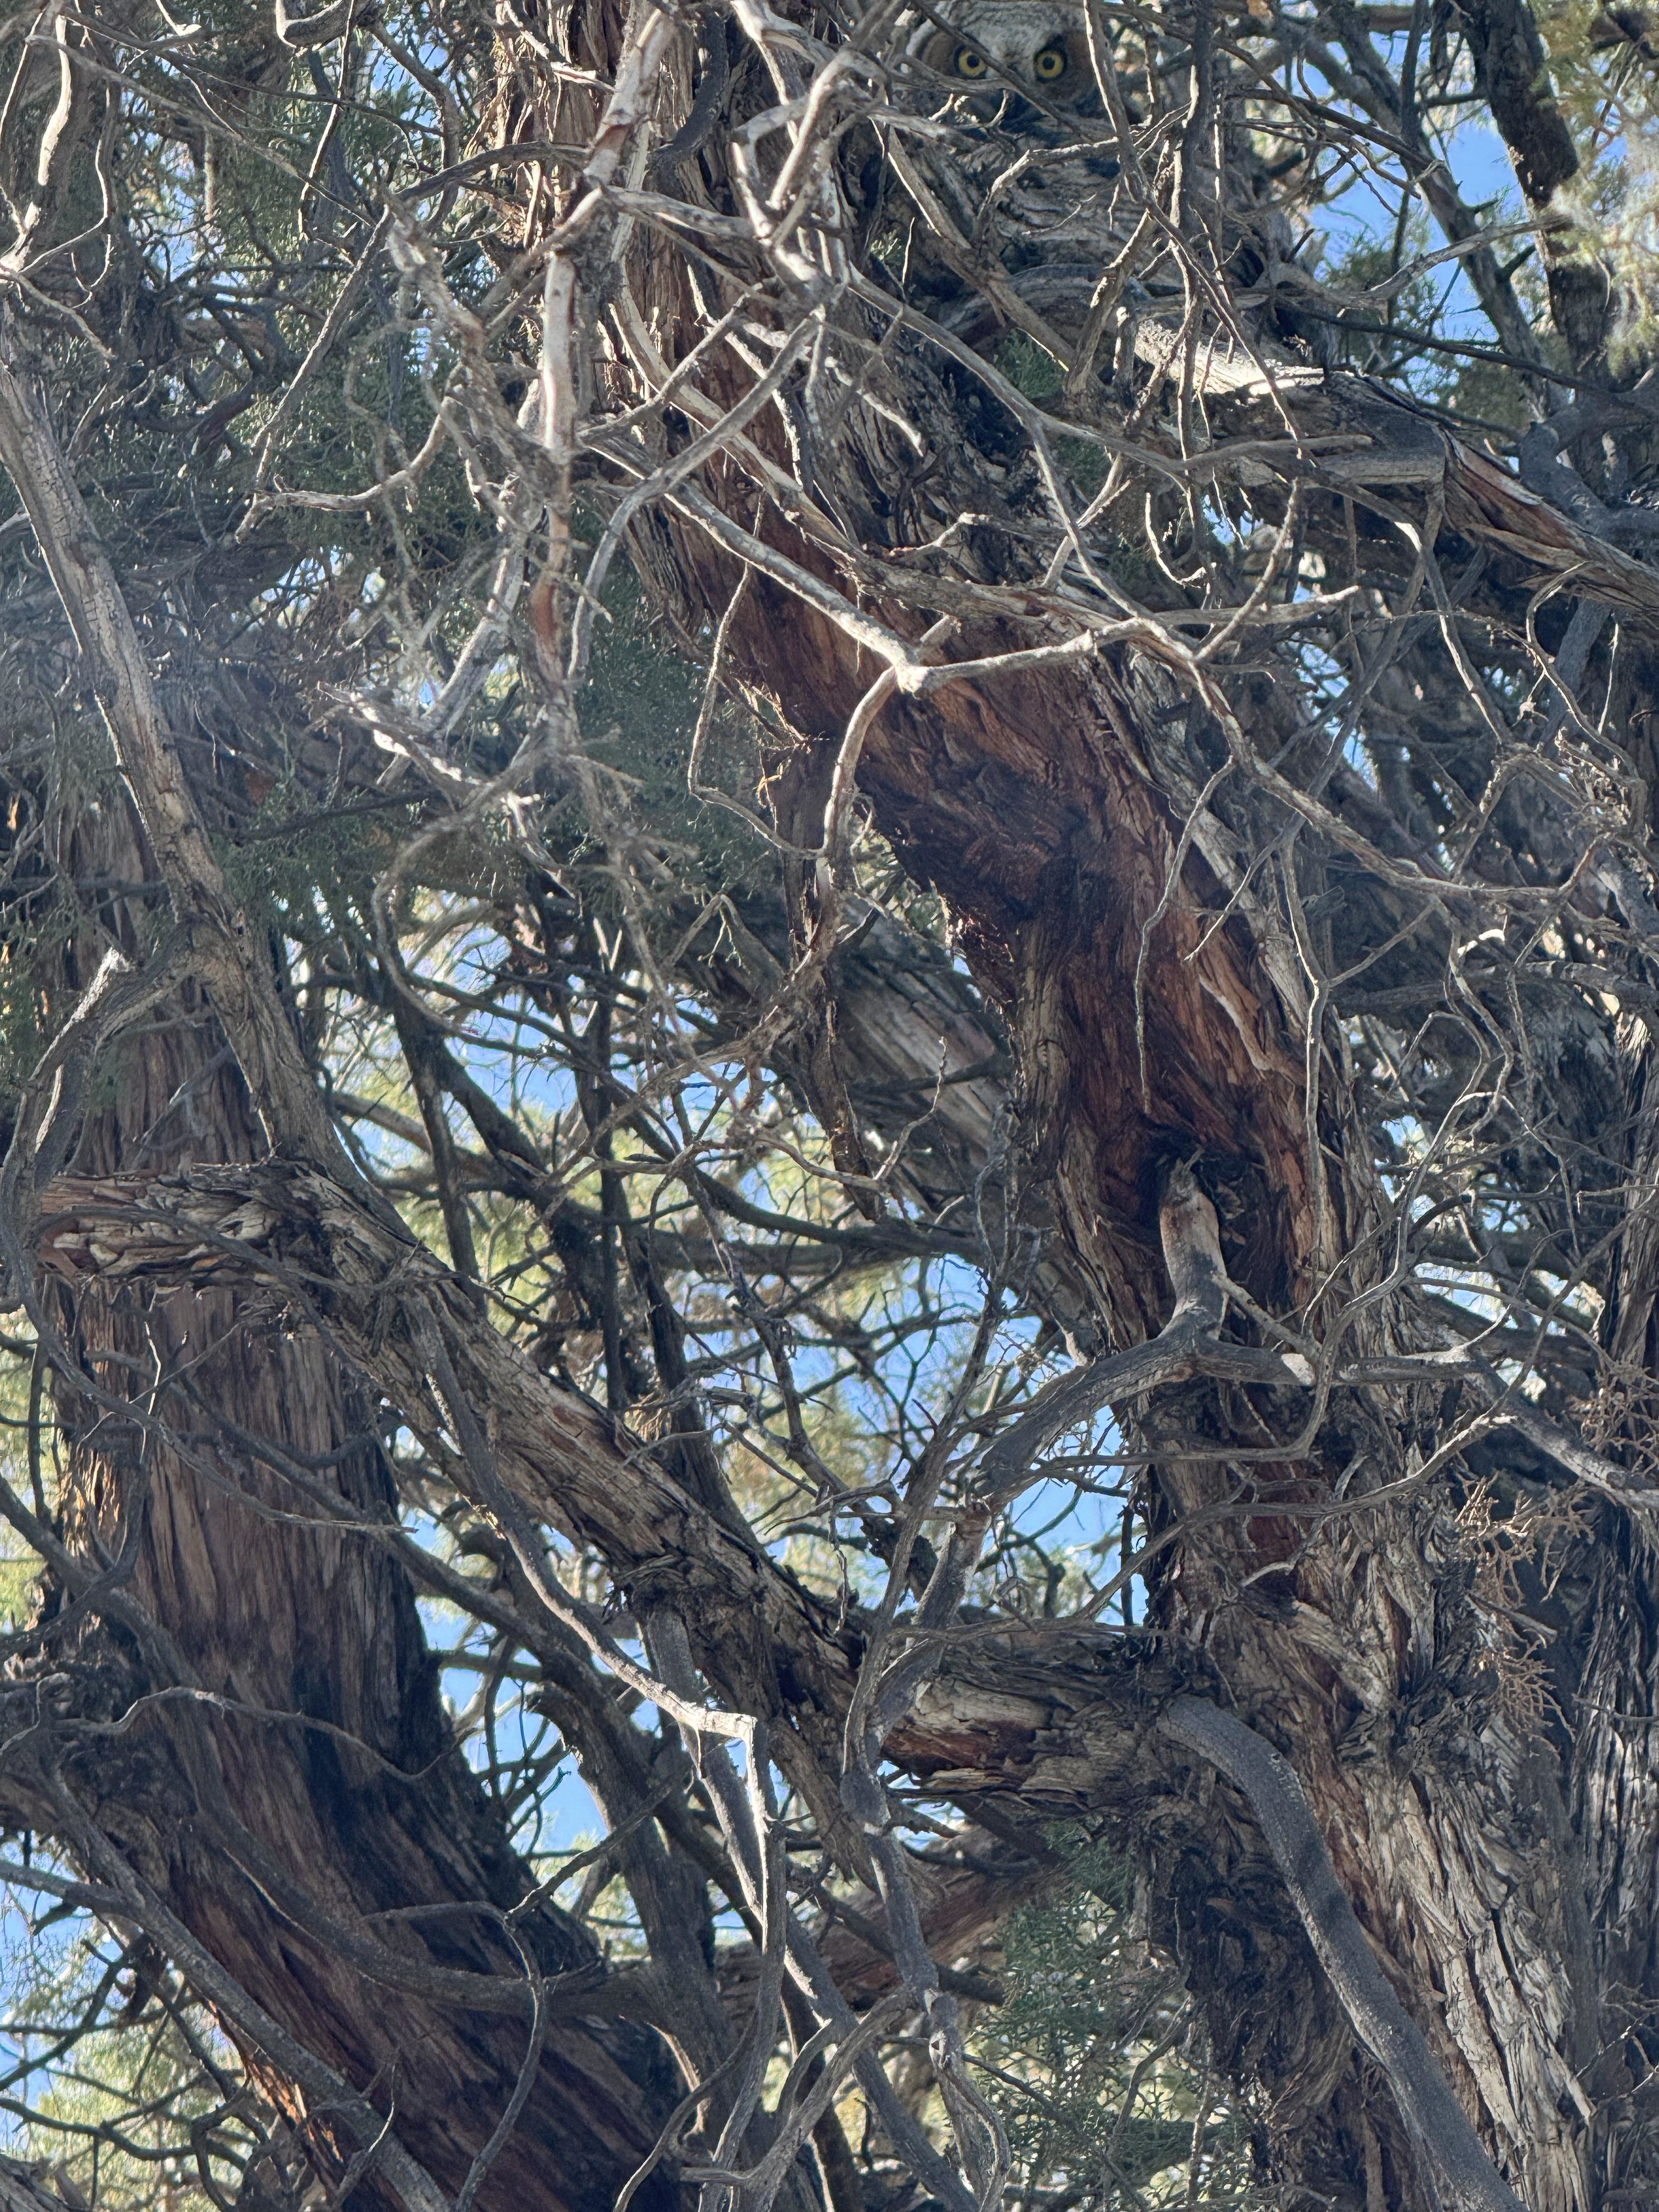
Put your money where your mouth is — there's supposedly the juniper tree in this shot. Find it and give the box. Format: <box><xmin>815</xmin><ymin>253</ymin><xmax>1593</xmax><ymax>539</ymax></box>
<box><xmin>0</xmin><ymin>0</ymin><xmax>1651</xmax><ymax>2209</ymax></box>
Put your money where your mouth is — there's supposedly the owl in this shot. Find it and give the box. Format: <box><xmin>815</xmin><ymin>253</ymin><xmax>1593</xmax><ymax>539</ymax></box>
<box><xmin>914</xmin><ymin>2</ymin><xmax>1098</xmax><ymax>124</ymax></box>
<box><xmin>900</xmin><ymin>0</ymin><xmax>1121</xmax><ymax>341</ymax></box>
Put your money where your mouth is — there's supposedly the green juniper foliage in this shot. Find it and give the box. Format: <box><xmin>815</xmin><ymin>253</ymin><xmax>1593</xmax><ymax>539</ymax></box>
<box><xmin>975</xmin><ymin>1835</ymin><xmax>1266</xmax><ymax>2211</ymax></box>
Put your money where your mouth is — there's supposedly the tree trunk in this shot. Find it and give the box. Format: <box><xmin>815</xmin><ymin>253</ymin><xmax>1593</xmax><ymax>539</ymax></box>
<box><xmin>498</xmin><ymin>31</ymin><xmax>1655</xmax><ymax>2190</ymax></box>
<box><xmin>31</xmin><ymin>799</ymin><xmax>682</xmax><ymax>2212</ymax></box>
<box><xmin>690</xmin><ymin>552</ymin><xmax>1610</xmax><ymax>2212</ymax></box>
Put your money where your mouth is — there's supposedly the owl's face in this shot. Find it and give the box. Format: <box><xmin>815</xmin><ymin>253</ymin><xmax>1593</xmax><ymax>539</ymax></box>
<box><xmin>917</xmin><ymin>3</ymin><xmax>1094</xmax><ymax>119</ymax></box>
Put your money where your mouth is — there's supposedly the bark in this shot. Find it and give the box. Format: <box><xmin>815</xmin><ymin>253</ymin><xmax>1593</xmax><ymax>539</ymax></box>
<box><xmin>3</xmin><ymin>0</ymin><xmax>1657</xmax><ymax>2205</ymax></box>
<box><xmin>1</xmin><ymin>799</ymin><xmax>683</xmax><ymax>2210</ymax></box>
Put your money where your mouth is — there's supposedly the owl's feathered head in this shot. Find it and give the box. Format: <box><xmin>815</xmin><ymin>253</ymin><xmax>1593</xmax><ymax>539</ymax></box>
<box><xmin>915</xmin><ymin>2</ymin><xmax>1096</xmax><ymax>118</ymax></box>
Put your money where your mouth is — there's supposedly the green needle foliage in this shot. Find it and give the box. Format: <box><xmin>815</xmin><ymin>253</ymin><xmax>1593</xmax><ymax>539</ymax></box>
<box><xmin>976</xmin><ymin>1836</ymin><xmax>1266</xmax><ymax>2212</ymax></box>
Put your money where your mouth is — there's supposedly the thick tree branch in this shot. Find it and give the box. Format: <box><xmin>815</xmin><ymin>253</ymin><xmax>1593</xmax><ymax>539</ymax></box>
<box><xmin>0</xmin><ymin>325</ymin><xmax>348</xmax><ymax>1169</ymax></box>
<box><xmin>1158</xmin><ymin>1699</ymin><xmax>1526</xmax><ymax>2212</ymax></box>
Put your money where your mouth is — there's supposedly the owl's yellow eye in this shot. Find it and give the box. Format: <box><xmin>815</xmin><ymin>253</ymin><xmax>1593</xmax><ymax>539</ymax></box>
<box><xmin>953</xmin><ymin>44</ymin><xmax>989</xmax><ymax>76</ymax></box>
<box><xmin>1032</xmin><ymin>43</ymin><xmax>1068</xmax><ymax>79</ymax></box>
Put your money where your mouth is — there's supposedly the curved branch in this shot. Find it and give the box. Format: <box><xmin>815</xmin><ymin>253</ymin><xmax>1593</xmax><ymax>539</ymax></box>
<box><xmin>274</xmin><ymin>0</ymin><xmax>369</xmax><ymax>48</ymax></box>
<box><xmin>976</xmin><ymin>1165</ymin><xmax>1308</xmax><ymax>1508</ymax></box>
<box><xmin>1158</xmin><ymin>1696</ymin><xmax>1526</xmax><ymax>2212</ymax></box>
